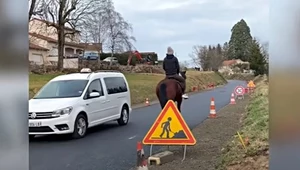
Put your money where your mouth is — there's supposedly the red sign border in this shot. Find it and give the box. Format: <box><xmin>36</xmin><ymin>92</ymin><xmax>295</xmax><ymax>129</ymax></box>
<box><xmin>142</xmin><ymin>100</ymin><xmax>196</xmax><ymax>145</ymax></box>
<box><xmin>234</xmin><ymin>86</ymin><xmax>245</xmax><ymax>95</ymax></box>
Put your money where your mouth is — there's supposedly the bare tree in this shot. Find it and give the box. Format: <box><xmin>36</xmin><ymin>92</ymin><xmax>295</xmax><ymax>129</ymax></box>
<box><xmin>82</xmin><ymin>0</ymin><xmax>111</xmax><ymax>44</ymax></box>
<box><xmin>40</xmin><ymin>0</ymin><xmax>100</xmax><ymax>70</ymax></box>
<box><xmin>102</xmin><ymin>3</ymin><xmax>136</xmax><ymax>65</ymax></box>
<box><xmin>190</xmin><ymin>44</ymin><xmax>224</xmax><ymax>71</ymax></box>
<box><xmin>29</xmin><ymin>0</ymin><xmax>44</xmax><ymax>21</ymax></box>
<box><xmin>190</xmin><ymin>45</ymin><xmax>210</xmax><ymax>70</ymax></box>
<box><xmin>189</xmin><ymin>45</ymin><xmax>201</xmax><ymax>67</ymax></box>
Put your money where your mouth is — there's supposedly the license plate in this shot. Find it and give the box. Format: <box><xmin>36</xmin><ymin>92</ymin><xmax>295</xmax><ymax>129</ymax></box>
<box><xmin>29</xmin><ymin>122</ymin><xmax>42</xmax><ymax>127</ymax></box>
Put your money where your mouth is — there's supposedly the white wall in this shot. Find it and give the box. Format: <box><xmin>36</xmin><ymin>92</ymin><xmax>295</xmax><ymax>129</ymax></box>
<box><xmin>47</xmin><ymin>57</ymin><xmax>78</xmax><ymax>68</ymax></box>
<box><xmin>29</xmin><ymin>49</ymin><xmax>47</xmax><ymax>65</ymax></box>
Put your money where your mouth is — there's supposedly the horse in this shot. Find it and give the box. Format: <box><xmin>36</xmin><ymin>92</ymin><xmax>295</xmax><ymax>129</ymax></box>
<box><xmin>156</xmin><ymin>71</ymin><xmax>187</xmax><ymax>112</ymax></box>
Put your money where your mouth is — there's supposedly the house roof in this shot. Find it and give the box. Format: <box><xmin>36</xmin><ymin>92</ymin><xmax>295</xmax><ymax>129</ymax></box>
<box><xmin>79</xmin><ymin>43</ymin><xmax>102</xmax><ymax>51</ymax></box>
<box><xmin>29</xmin><ymin>32</ymin><xmax>85</xmax><ymax>48</ymax></box>
<box><xmin>30</xmin><ymin>18</ymin><xmax>80</xmax><ymax>33</ymax></box>
<box><xmin>222</xmin><ymin>60</ymin><xmax>237</xmax><ymax>66</ymax></box>
<box><xmin>124</xmin><ymin>51</ymin><xmax>157</xmax><ymax>55</ymax></box>
<box><xmin>29</xmin><ymin>43</ymin><xmax>49</xmax><ymax>51</ymax></box>
<box><xmin>140</xmin><ymin>52</ymin><xmax>157</xmax><ymax>55</ymax></box>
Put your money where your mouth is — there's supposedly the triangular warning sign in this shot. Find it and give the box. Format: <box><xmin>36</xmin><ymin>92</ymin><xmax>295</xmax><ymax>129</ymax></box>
<box><xmin>142</xmin><ymin>100</ymin><xmax>196</xmax><ymax>145</ymax></box>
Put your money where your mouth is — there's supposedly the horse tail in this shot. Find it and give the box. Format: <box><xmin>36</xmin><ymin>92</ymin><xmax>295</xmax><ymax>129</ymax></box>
<box><xmin>159</xmin><ymin>83</ymin><xmax>168</xmax><ymax>108</ymax></box>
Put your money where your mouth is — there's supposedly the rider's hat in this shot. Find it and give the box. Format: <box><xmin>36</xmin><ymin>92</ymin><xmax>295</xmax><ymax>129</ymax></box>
<box><xmin>167</xmin><ymin>47</ymin><xmax>174</xmax><ymax>55</ymax></box>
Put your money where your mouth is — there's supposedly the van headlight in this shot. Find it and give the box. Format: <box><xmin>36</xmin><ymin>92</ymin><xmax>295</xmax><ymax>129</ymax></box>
<box><xmin>52</xmin><ymin>107</ymin><xmax>73</xmax><ymax>117</ymax></box>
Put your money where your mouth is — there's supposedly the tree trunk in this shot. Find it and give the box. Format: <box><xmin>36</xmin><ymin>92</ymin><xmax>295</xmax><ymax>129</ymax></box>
<box><xmin>57</xmin><ymin>26</ymin><xmax>65</xmax><ymax>70</ymax></box>
<box><xmin>28</xmin><ymin>0</ymin><xmax>37</xmax><ymax>21</ymax></box>
<box><xmin>110</xmin><ymin>46</ymin><xmax>114</xmax><ymax>66</ymax></box>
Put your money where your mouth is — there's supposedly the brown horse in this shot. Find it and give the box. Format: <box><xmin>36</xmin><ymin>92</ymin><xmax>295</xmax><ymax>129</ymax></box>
<box><xmin>156</xmin><ymin>71</ymin><xmax>187</xmax><ymax>112</ymax></box>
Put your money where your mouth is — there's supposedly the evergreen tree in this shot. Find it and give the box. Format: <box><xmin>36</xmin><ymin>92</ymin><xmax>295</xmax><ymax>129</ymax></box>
<box><xmin>249</xmin><ymin>39</ymin><xmax>267</xmax><ymax>76</ymax></box>
<box><xmin>216</xmin><ymin>43</ymin><xmax>222</xmax><ymax>56</ymax></box>
<box><xmin>222</xmin><ymin>42</ymin><xmax>229</xmax><ymax>60</ymax></box>
<box><xmin>228</xmin><ymin>19</ymin><xmax>253</xmax><ymax>61</ymax></box>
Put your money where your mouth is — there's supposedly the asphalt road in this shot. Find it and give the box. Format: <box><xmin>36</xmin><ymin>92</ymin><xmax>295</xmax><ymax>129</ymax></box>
<box><xmin>29</xmin><ymin>80</ymin><xmax>246</xmax><ymax>170</ymax></box>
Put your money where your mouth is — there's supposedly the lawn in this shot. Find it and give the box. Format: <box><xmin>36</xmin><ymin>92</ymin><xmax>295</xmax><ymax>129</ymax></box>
<box><xmin>29</xmin><ymin>71</ymin><xmax>227</xmax><ymax>104</ymax></box>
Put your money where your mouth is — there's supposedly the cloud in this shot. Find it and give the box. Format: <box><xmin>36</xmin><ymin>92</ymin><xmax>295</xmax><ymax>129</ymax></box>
<box><xmin>113</xmin><ymin>0</ymin><xmax>269</xmax><ymax>61</ymax></box>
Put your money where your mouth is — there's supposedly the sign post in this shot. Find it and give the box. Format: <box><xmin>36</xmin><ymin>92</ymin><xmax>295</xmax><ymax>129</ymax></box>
<box><xmin>234</xmin><ymin>86</ymin><xmax>245</xmax><ymax>99</ymax></box>
<box><xmin>142</xmin><ymin>100</ymin><xmax>196</xmax><ymax>161</ymax></box>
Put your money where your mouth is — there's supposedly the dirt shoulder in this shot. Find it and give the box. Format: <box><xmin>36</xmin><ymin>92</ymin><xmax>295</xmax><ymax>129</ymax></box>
<box><xmin>148</xmin><ymin>97</ymin><xmax>250</xmax><ymax>170</ymax></box>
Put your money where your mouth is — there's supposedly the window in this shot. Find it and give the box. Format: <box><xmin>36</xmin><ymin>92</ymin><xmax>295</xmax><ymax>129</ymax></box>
<box><xmin>85</xmin><ymin>79</ymin><xmax>103</xmax><ymax>98</ymax></box>
<box><xmin>33</xmin><ymin>80</ymin><xmax>88</xmax><ymax>99</ymax></box>
<box><xmin>104</xmin><ymin>77</ymin><xmax>128</xmax><ymax>95</ymax></box>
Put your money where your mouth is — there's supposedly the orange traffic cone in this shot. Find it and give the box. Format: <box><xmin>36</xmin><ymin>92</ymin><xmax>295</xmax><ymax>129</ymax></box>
<box><xmin>209</xmin><ymin>97</ymin><xmax>216</xmax><ymax>118</ymax></box>
<box><xmin>137</xmin><ymin>142</ymin><xmax>148</xmax><ymax>170</ymax></box>
<box><xmin>145</xmin><ymin>98</ymin><xmax>150</xmax><ymax>106</ymax></box>
<box><xmin>230</xmin><ymin>93</ymin><xmax>236</xmax><ymax>104</ymax></box>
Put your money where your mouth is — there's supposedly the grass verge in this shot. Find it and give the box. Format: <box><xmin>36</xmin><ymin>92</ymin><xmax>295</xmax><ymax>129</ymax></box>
<box><xmin>29</xmin><ymin>71</ymin><xmax>227</xmax><ymax>105</ymax></box>
<box><xmin>217</xmin><ymin>75</ymin><xmax>269</xmax><ymax>169</ymax></box>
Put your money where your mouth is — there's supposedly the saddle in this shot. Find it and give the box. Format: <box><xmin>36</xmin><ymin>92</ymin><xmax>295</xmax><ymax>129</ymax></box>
<box><xmin>164</xmin><ymin>75</ymin><xmax>184</xmax><ymax>90</ymax></box>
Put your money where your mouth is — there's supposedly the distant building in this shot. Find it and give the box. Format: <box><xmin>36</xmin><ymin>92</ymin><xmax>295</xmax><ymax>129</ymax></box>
<box><xmin>219</xmin><ymin>59</ymin><xmax>251</xmax><ymax>74</ymax></box>
<box><xmin>28</xmin><ymin>18</ymin><xmax>102</xmax><ymax>68</ymax></box>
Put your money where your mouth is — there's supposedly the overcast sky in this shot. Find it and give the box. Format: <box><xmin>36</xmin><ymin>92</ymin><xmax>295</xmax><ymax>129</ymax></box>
<box><xmin>113</xmin><ymin>0</ymin><xmax>269</xmax><ymax>63</ymax></box>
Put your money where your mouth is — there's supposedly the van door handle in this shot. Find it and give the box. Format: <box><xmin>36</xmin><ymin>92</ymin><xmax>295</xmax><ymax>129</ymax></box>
<box><xmin>86</xmin><ymin>103</ymin><xmax>89</xmax><ymax>106</ymax></box>
<box><xmin>101</xmin><ymin>100</ymin><xmax>110</xmax><ymax>104</ymax></box>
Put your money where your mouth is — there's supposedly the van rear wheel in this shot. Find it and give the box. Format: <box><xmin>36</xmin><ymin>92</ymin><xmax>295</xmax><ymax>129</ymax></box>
<box><xmin>117</xmin><ymin>106</ymin><xmax>129</xmax><ymax>126</ymax></box>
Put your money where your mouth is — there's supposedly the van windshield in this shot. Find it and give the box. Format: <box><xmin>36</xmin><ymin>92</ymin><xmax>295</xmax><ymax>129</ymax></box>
<box><xmin>33</xmin><ymin>80</ymin><xmax>88</xmax><ymax>99</ymax></box>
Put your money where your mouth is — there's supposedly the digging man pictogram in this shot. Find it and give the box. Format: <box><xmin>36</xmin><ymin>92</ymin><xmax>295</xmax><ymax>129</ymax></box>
<box><xmin>159</xmin><ymin>117</ymin><xmax>173</xmax><ymax>138</ymax></box>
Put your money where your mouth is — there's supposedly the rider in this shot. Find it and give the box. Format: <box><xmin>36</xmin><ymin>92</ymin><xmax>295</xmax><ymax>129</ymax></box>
<box><xmin>162</xmin><ymin>47</ymin><xmax>188</xmax><ymax>99</ymax></box>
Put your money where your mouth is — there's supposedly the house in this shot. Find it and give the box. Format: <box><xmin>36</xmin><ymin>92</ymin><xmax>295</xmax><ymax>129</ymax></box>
<box><xmin>29</xmin><ymin>42</ymin><xmax>49</xmax><ymax>65</ymax></box>
<box><xmin>219</xmin><ymin>59</ymin><xmax>250</xmax><ymax>74</ymax></box>
<box><xmin>29</xmin><ymin>18</ymin><xmax>85</xmax><ymax>67</ymax></box>
<box><xmin>79</xmin><ymin>43</ymin><xmax>102</xmax><ymax>54</ymax></box>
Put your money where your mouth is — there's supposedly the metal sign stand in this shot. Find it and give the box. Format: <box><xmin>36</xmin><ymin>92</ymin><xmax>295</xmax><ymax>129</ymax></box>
<box><xmin>149</xmin><ymin>144</ymin><xmax>153</xmax><ymax>156</ymax></box>
<box><xmin>182</xmin><ymin>145</ymin><xmax>187</xmax><ymax>161</ymax></box>
<box><xmin>149</xmin><ymin>144</ymin><xmax>187</xmax><ymax>162</ymax></box>
<box><xmin>237</xmin><ymin>94</ymin><xmax>244</xmax><ymax>100</ymax></box>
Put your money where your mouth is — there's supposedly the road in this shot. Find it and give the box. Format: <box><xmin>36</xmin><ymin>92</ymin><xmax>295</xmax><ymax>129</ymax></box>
<box><xmin>29</xmin><ymin>80</ymin><xmax>246</xmax><ymax>170</ymax></box>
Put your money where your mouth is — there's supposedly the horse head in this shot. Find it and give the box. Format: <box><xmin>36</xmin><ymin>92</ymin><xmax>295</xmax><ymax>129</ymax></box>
<box><xmin>180</xmin><ymin>70</ymin><xmax>187</xmax><ymax>79</ymax></box>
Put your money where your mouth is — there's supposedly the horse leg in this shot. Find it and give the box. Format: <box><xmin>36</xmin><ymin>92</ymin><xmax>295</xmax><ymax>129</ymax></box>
<box><xmin>177</xmin><ymin>99</ymin><xmax>182</xmax><ymax>112</ymax></box>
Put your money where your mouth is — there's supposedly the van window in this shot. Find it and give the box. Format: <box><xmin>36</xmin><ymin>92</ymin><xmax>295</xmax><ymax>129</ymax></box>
<box><xmin>85</xmin><ymin>79</ymin><xmax>104</xmax><ymax>98</ymax></box>
<box><xmin>104</xmin><ymin>77</ymin><xmax>128</xmax><ymax>95</ymax></box>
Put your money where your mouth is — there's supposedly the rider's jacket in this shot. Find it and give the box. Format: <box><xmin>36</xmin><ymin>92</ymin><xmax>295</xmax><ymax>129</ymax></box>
<box><xmin>163</xmin><ymin>54</ymin><xmax>180</xmax><ymax>76</ymax></box>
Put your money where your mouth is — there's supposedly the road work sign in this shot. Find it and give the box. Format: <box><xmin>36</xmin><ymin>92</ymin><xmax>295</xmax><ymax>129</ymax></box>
<box><xmin>247</xmin><ymin>80</ymin><xmax>255</xmax><ymax>88</ymax></box>
<box><xmin>142</xmin><ymin>100</ymin><xmax>196</xmax><ymax>145</ymax></box>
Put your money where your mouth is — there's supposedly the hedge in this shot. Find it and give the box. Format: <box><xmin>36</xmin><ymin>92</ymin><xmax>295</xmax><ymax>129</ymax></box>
<box><xmin>100</xmin><ymin>52</ymin><xmax>158</xmax><ymax>65</ymax></box>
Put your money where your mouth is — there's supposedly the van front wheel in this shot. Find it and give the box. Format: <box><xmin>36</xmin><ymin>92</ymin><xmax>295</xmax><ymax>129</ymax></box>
<box><xmin>117</xmin><ymin>106</ymin><xmax>129</xmax><ymax>126</ymax></box>
<box><xmin>72</xmin><ymin>114</ymin><xmax>88</xmax><ymax>139</ymax></box>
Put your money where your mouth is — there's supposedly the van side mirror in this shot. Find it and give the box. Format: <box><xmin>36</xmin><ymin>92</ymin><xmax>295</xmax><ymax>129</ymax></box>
<box><xmin>89</xmin><ymin>92</ymin><xmax>100</xmax><ymax>98</ymax></box>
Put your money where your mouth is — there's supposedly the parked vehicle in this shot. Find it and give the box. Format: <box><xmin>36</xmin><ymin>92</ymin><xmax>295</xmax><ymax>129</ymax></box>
<box><xmin>29</xmin><ymin>68</ymin><xmax>132</xmax><ymax>139</ymax></box>
<box><xmin>81</xmin><ymin>52</ymin><xmax>99</xmax><ymax>60</ymax></box>
<box><xmin>103</xmin><ymin>57</ymin><xmax>118</xmax><ymax>64</ymax></box>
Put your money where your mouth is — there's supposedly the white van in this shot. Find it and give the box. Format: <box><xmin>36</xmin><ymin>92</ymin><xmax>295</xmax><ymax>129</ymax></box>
<box><xmin>29</xmin><ymin>68</ymin><xmax>132</xmax><ymax>139</ymax></box>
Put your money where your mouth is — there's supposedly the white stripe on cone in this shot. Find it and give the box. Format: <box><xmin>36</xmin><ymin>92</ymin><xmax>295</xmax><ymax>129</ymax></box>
<box><xmin>230</xmin><ymin>93</ymin><xmax>236</xmax><ymax>104</ymax></box>
<box><xmin>137</xmin><ymin>166</ymin><xmax>148</xmax><ymax>170</ymax></box>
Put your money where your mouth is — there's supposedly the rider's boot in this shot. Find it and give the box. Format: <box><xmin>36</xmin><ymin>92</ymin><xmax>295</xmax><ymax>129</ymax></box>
<box><xmin>182</xmin><ymin>93</ymin><xmax>189</xmax><ymax>99</ymax></box>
